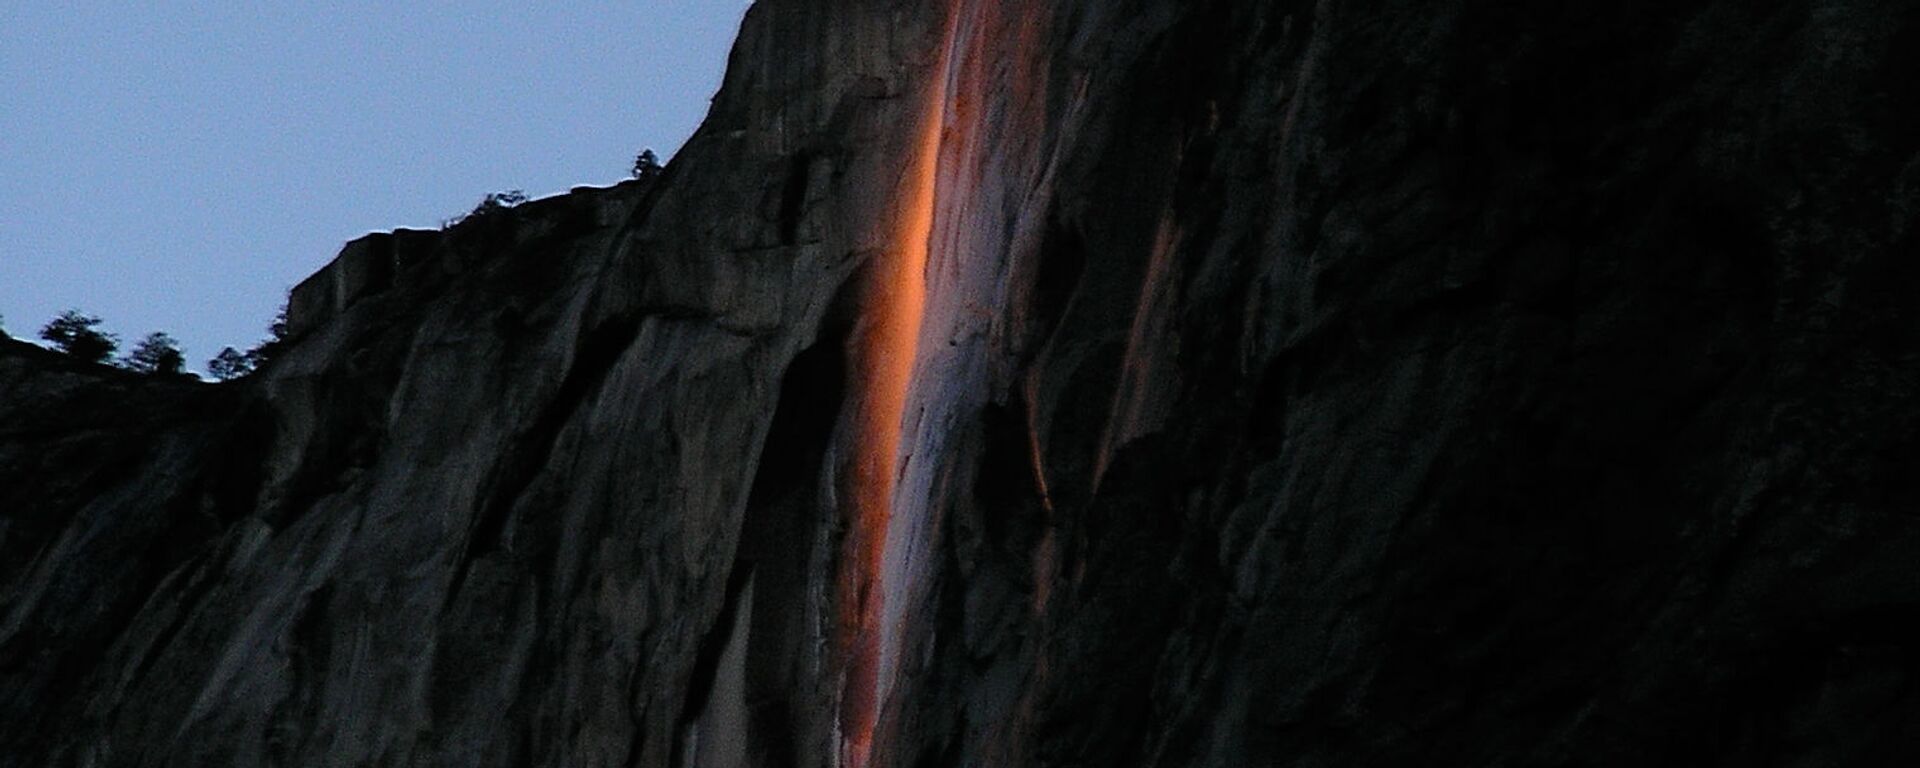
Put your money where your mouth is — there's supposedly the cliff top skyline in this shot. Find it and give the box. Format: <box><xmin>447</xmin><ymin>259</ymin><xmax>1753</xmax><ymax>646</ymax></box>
<box><xmin>0</xmin><ymin>2</ymin><xmax>747</xmax><ymax>372</ymax></box>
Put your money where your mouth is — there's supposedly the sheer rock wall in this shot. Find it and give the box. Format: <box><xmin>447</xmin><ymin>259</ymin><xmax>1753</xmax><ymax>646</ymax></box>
<box><xmin>4</xmin><ymin>0</ymin><xmax>1919</xmax><ymax>766</ymax></box>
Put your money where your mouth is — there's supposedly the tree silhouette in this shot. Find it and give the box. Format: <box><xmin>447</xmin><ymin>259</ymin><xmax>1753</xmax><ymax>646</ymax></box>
<box><xmin>444</xmin><ymin>190</ymin><xmax>528</xmax><ymax>229</ymax></box>
<box><xmin>633</xmin><ymin>149</ymin><xmax>663</xmax><ymax>181</ymax></box>
<box><xmin>39</xmin><ymin>310</ymin><xmax>118</xmax><ymax>364</ymax></box>
<box><xmin>125</xmin><ymin>332</ymin><xmax>186</xmax><ymax>376</ymax></box>
<box><xmin>202</xmin><ymin>298</ymin><xmax>296</xmax><ymax>381</ymax></box>
<box><xmin>244</xmin><ymin>303</ymin><xmax>291</xmax><ymax>368</ymax></box>
<box><xmin>208</xmin><ymin>347</ymin><xmax>252</xmax><ymax>381</ymax></box>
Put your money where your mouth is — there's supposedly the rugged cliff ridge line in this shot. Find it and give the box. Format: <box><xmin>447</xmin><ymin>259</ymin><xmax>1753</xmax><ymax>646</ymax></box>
<box><xmin>6</xmin><ymin>0</ymin><xmax>1920</xmax><ymax>765</ymax></box>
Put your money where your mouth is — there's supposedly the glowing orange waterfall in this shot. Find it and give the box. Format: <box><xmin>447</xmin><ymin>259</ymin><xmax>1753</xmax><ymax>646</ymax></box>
<box><xmin>839</xmin><ymin>9</ymin><xmax>957</xmax><ymax>768</ymax></box>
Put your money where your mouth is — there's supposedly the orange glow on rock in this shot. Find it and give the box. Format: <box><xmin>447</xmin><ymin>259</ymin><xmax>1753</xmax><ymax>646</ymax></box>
<box><xmin>840</xmin><ymin>9</ymin><xmax>956</xmax><ymax>768</ymax></box>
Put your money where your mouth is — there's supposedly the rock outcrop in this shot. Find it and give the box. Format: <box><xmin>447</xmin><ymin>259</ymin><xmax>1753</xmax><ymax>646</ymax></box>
<box><xmin>5</xmin><ymin>0</ymin><xmax>1920</xmax><ymax>765</ymax></box>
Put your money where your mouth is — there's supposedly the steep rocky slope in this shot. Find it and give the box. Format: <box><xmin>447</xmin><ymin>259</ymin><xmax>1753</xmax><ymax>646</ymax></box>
<box><xmin>5</xmin><ymin>0</ymin><xmax>1920</xmax><ymax>766</ymax></box>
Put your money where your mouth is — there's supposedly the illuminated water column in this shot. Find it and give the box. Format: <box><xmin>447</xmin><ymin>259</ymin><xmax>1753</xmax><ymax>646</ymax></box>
<box><xmin>838</xmin><ymin>0</ymin><xmax>1059</xmax><ymax>763</ymax></box>
<box><xmin>838</xmin><ymin>7</ymin><xmax>956</xmax><ymax>768</ymax></box>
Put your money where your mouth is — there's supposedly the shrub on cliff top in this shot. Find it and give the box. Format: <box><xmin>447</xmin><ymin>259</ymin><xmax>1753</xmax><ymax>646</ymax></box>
<box><xmin>207</xmin><ymin>300</ymin><xmax>291</xmax><ymax>380</ymax></box>
<box><xmin>443</xmin><ymin>189</ymin><xmax>528</xmax><ymax>229</ymax></box>
<box><xmin>208</xmin><ymin>347</ymin><xmax>252</xmax><ymax>381</ymax></box>
<box><xmin>632</xmin><ymin>149</ymin><xmax>663</xmax><ymax>181</ymax></box>
<box><xmin>39</xmin><ymin>310</ymin><xmax>118</xmax><ymax>364</ymax></box>
<box><xmin>244</xmin><ymin>303</ymin><xmax>290</xmax><ymax>366</ymax></box>
<box><xmin>124</xmin><ymin>332</ymin><xmax>187</xmax><ymax>376</ymax></box>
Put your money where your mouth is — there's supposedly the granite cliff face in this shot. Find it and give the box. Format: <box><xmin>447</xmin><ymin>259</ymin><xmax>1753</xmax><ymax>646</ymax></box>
<box><xmin>6</xmin><ymin>0</ymin><xmax>1920</xmax><ymax>765</ymax></box>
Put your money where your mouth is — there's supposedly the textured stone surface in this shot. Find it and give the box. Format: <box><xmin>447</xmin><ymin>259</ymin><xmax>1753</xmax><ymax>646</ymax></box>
<box><xmin>5</xmin><ymin>0</ymin><xmax>1920</xmax><ymax>766</ymax></box>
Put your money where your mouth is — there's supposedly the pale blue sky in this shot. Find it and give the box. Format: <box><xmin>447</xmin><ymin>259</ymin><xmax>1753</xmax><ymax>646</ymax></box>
<box><xmin>1</xmin><ymin>2</ymin><xmax>748</xmax><ymax>371</ymax></box>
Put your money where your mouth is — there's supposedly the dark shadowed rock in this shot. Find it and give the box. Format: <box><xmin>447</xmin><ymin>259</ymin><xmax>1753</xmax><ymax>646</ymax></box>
<box><xmin>4</xmin><ymin>1</ymin><xmax>1919</xmax><ymax>766</ymax></box>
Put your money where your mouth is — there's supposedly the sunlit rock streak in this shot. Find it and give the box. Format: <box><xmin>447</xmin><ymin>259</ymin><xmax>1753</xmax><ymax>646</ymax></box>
<box><xmin>836</xmin><ymin>6</ymin><xmax>956</xmax><ymax>767</ymax></box>
<box><xmin>835</xmin><ymin>1</ymin><xmax>1067</xmax><ymax>764</ymax></box>
<box><xmin>1091</xmin><ymin>212</ymin><xmax>1183</xmax><ymax>490</ymax></box>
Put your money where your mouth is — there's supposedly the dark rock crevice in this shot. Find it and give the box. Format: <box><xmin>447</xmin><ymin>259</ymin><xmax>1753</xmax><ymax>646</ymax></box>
<box><xmin>452</xmin><ymin>314</ymin><xmax>644</xmax><ymax>603</ymax></box>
